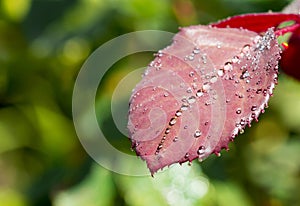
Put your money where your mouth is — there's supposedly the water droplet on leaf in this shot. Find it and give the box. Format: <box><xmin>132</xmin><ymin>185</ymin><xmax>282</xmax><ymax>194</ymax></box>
<box><xmin>236</xmin><ymin>108</ymin><xmax>242</xmax><ymax>114</ymax></box>
<box><xmin>169</xmin><ymin>118</ymin><xmax>177</xmax><ymax>126</ymax></box>
<box><xmin>175</xmin><ymin>110</ymin><xmax>182</xmax><ymax>117</ymax></box>
<box><xmin>251</xmin><ymin>105</ymin><xmax>257</xmax><ymax>111</ymax></box>
<box><xmin>194</xmin><ymin>130</ymin><xmax>202</xmax><ymax>138</ymax></box>
<box><xmin>197</xmin><ymin>146</ymin><xmax>205</xmax><ymax>155</ymax></box>
<box><xmin>188</xmin><ymin>96</ymin><xmax>196</xmax><ymax>104</ymax></box>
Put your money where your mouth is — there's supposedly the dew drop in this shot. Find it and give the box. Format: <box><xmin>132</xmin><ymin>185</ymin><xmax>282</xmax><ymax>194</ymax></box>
<box><xmin>149</xmin><ymin>61</ymin><xmax>155</xmax><ymax>67</ymax></box>
<box><xmin>197</xmin><ymin>146</ymin><xmax>205</xmax><ymax>155</ymax></box>
<box><xmin>240</xmin><ymin>70</ymin><xmax>250</xmax><ymax>79</ymax></box>
<box><xmin>165</xmin><ymin>128</ymin><xmax>170</xmax><ymax>134</ymax></box>
<box><xmin>194</xmin><ymin>130</ymin><xmax>202</xmax><ymax>138</ymax></box>
<box><xmin>217</xmin><ymin>69</ymin><xmax>224</xmax><ymax>77</ymax></box>
<box><xmin>205</xmin><ymin>100</ymin><xmax>212</xmax><ymax>106</ymax></box>
<box><xmin>251</xmin><ymin>105</ymin><xmax>257</xmax><ymax>111</ymax></box>
<box><xmin>201</xmin><ymin>54</ymin><xmax>207</xmax><ymax>64</ymax></box>
<box><xmin>240</xmin><ymin>119</ymin><xmax>246</xmax><ymax>126</ymax></box>
<box><xmin>202</xmin><ymin>83</ymin><xmax>211</xmax><ymax>91</ymax></box>
<box><xmin>236</xmin><ymin>108</ymin><xmax>242</xmax><ymax>114</ymax></box>
<box><xmin>181</xmin><ymin>103</ymin><xmax>189</xmax><ymax>111</ymax></box>
<box><xmin>192</xmin><ymin>83</ymin><xmax>197</xmax><ymax>89</ymax></box>
<box><xmin>175</xmin><ymin>110</ymin><xmax>182</xmax><ymax>117</ymax></box>
<box><xmin>210</xmin><ymin>76</ymin><xmax>218</xmax><ymax>83</ymax></box>
<box><xmin>253</xmin><ymin>36</ymin><xmax>261</xmax><ymax>44</ymax></box>
<box><xmin>232</xmin><ymin>56</ymin><xmax>239</xmax><ymax>63</ymax></box>
<box><xmin>142</xmin><ymin>107</ymin><xmax>148</xmax><ymax>114</ymax></box>
<box><xmin>186</xmin><ymin>87</ymin><xmax>192</xmax><ymax>93</ymax></box>
<box><xmin>156</xmin><ymin>50</ymin><xmax>163</xmax><ymax>57</ymax></box>
<box><xmin>184</xmin><ymin>125</ymin><xmax>188</xmax><ymax>129</ymax></box>
<box><xmin>242</xmin><ymin>44</ymin><xmax>250</xmax><ymax>53</ymax></box>
<box><xmin>263</xmin><ymin>89</ymin><xmax>268</xmax><ymax>96</ymax></box>
<box><xmin>193</xmin><ymin>47</ymin><xmax>200</xmax><ymax>54</ymax></box>
<box><xmin>215</xmin><ymin>152</ymin><xmax>221</xmax><ymax>157</ymax></box>
<box><xmin>164</xmin><ymin>92</ymin><xmax>169</xmax><ymax>97</ymax></box>
<box><xmin>274</xmin><ymin>76</ymin><xmax>278</xmax><ymax>84</ymax></box>
<box><xmin>235</xmin><ymin>92</ymin><xmax>243</xmax><ymax>98</ymax></box>
<box><xmin>224</xmin><ymin>62</ymin><xmax>233</xmax><ymax>71</ymax></box>
<box><xmin>185</xmin><ymin>153</ymin><xmax>189</xmax><ymax>158</ymax></box>
<box><xmin>173</xmin><ymin>136</ymin><xmax>178</xmax><ymax>142</ymax></box>
<box><xmin>188</xmin><ymin>96</ymin><xmax>196</xmax><ymax>104</ymax></box>
<box><xmin>154</xmin><ymin>62</ymin><xmax>162</xmax><ymax>70</ymax></box>
<box><xmin>196</xmin><ymin>89</ymin><xmax>204</xmax><ymax>97</ymax></box>
<box><xmin>264</xmin><ymin>103</ymin><xmax>269</xmax><ymax>108</ymax></box>
<box><xmin>189</xmin><ymin>71</ymin><xmax>195</xmax><ymax>77</ymax></box>
<box><xmin>256</xmin><ymin>79</ymin><xmax>262</xmax><ymax>85</ymax></box>
<box><xmin>256</xmin><ymin>89</ymin><xmax>262</xmax><ymax>94</ymax></box>
<box><xmin>169</xmin><ymin>118</ymin><xmax>177</xmax><ymax>126</ymax></box>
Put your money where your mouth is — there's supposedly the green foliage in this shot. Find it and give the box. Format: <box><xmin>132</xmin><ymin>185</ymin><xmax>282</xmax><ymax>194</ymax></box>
<box><xmin>0</xmin><ymin>0</ymin><xmax>299</xmax><ymax>205</ymax></box>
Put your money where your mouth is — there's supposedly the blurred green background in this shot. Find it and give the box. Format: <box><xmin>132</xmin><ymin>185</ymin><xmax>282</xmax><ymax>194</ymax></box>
<box><xmin>1</xmin><ymin>0</ymin><xmax>300</xmax><ymax>205</ymax></box>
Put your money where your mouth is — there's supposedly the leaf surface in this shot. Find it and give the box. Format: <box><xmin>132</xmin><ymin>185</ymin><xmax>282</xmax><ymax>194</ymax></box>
<box><xmin>128</xmin><ymin>26</ymin><xmax>281</xmax><ymax>174</ymax></box>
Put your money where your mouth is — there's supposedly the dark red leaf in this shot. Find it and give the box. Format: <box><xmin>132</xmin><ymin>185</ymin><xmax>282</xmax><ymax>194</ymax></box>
<box><xmin>128</xmin><ymin>26</ymin><xmax>281</xmax><ymax>174</ymax></box>
<box><xmin>211</xmin><ymin>13</ymin><xmax>300</xmax><ymax>33</ymax></box>
<box><xmin>280</xmin><ymin>26</ymin><xmax>300</xmax><ymax>80</ymax></box>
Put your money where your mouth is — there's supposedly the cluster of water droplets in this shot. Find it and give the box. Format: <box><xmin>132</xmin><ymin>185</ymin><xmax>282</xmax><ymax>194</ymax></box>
<box><xmin>184</xmin><ymin>47</ymin><xmax>201</xmax><ymax>61</ymax></box>
<box><xmin>255</xmin><ymin>28</ymin><xmax>276</xmax><ymax>51</ymax></box>
<box><xmin>160</xmin><ymin>34</ymin><xmax>274</xmax><ymax>160</ymax></box>
<box><xmin>142</xmin><ymin>50</ymin><xmax>166</xmax><ymax>77</ymax></box>
<box><xmin>154</xmin><ymin>45</ymin><xmax>223</xmax><ymax>159</ymax></box>
<box><xmin>128</xmin><ymin>92</ymin><xmax>142</xmax><ymax>114</ymax></box>
<box><xmin>228</xmin><ymin>28</ymin><xmax>279</xmax><ymax>141</ymax></box>
<box><xmin>127</xmin><ymin>25</ymin><xmax>283</xmax><ymax>175</ymax></box>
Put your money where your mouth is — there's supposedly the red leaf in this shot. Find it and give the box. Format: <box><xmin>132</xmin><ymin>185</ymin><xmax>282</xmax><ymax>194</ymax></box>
<box><xmin>280</xmin><ymin>26</ymin><xmax>300</xmax><ymax>80</ymax></box>
<box><xmin>211</xmin><ymin>13</ymin><xmax>300</xmax><ymax>33</ymax></box>
<box><xmin>128</xmin><ymin>26</ymin><xmax>281</xmax><ymax>174</ymax></box>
